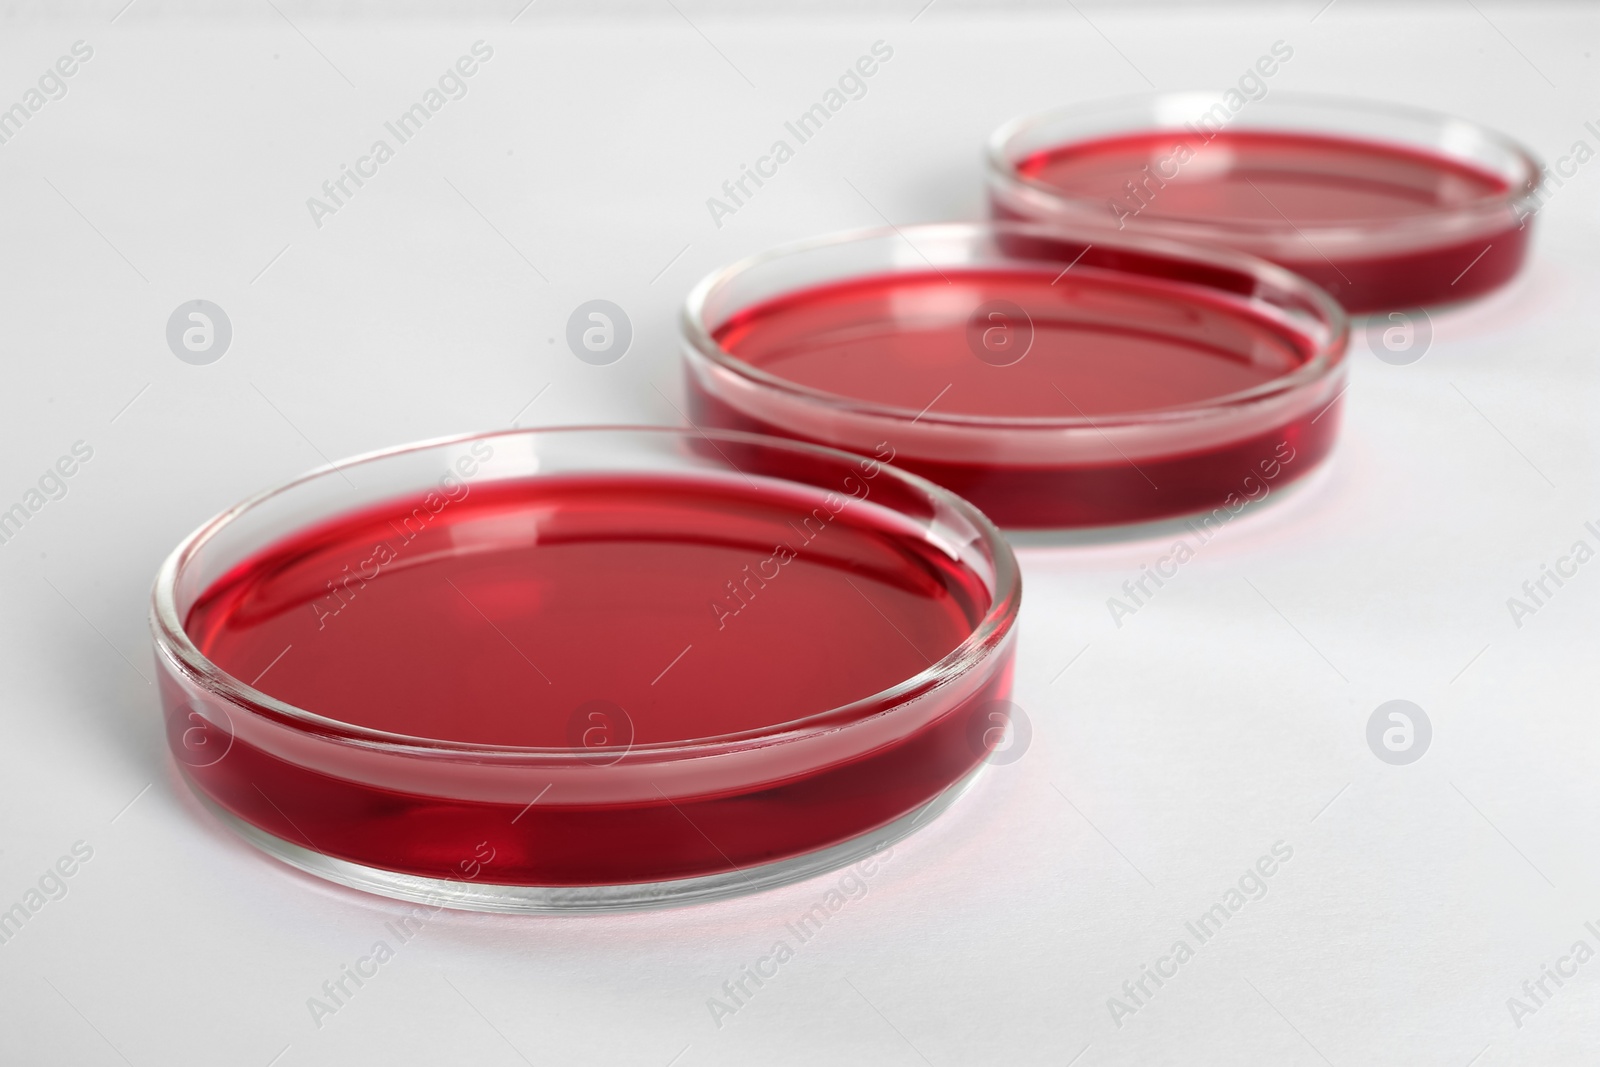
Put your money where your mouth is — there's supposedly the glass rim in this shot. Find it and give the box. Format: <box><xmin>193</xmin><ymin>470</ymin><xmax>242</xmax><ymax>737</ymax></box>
<box><xmin>149</xmin><ymin>424</ymin><xmax>1021</xmax><ymax>763</ymax></box>
<box><xmin>681</xmin><ymin>219</ymin><xmax>1349</xmax><ymax>431</ymax></box>
<box><xmin>985</xmin><ymin>90</ymin><xmax>1544</xmax><ymax>241</ymax></box>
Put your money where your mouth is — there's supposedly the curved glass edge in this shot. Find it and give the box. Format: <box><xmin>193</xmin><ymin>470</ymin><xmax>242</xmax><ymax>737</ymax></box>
<box><xmin>985</xmin><ymin>91</ymin><xmax>1543</xmax><ymax>248</ymax></box>
<box><xmin>189</xmin><ymin>762</ymin><xmax>986</xmax><ymax>914</ymax></box>
<box><xmin>680</xmin><ymin>220</ymin><xmax>1349</xmax><ymax>431</ymax></box>
<box><xmin>150</xmin><ymin>425</ymin><xmax>1021</xmax><ymax>763</ymax></box>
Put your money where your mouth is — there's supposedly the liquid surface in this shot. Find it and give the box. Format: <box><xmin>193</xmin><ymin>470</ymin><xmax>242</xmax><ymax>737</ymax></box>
<box><xmin>713</xmin><ymin>268</ymin><xmax>1310</xmax><ymax>419</ymax></box>
<box><xmin>1018</xmin><ymin>129</ymin><xmax>1510</xmax><ymax>225</ymax></box>
<box><xmin>186</xmin><ymin>474</ymin><xmax>986</xmax><ymax>747</ymax></box>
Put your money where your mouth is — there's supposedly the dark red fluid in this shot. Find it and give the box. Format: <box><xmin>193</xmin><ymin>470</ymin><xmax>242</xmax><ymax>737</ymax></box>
<box><xmin>1007</xmin><ymin>130</ymin><xmax>1529</xmax><ymax>311</ymax></box>
<box><xmin>171</xmin><ymin>474</ymin><xmax>1009</xmax><ymax>886</ymax></box>
<box><xmin>697</xmin><ymin>269</ymin><xmax>1340</xmax><ymax>527</ymax></box>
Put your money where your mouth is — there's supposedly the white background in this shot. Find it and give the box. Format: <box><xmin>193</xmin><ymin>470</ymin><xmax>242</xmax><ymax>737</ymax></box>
<box><xmin>1</xmin><ymin>2</ymin><xmax>1597</xmax><ymax>1064</ymax></box>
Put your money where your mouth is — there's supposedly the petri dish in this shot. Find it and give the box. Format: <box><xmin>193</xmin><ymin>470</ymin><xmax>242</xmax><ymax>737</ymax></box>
<box><xmin>986</xmin><ymin>93</ymin><xmax>1543</xmax><ymax>313</ymax></box>
<box><xmin>151</xmin><ymin>426</ymin><xmax>1019</xmax><ymax>912</ymax></box>
<box><xmin>682</xmin><ymin>222</ymin><xmax>1348</xmax><ymax>529</ymax></box>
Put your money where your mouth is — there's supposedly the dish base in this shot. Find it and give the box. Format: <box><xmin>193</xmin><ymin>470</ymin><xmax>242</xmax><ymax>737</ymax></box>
<box><xmin>188</xmin><ymin>763</ymin><xmax>985</xmax><ymax>914</ymax></box>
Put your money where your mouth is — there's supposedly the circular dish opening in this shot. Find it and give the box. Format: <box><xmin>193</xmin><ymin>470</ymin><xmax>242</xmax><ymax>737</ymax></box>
<box><xmin>151</xmin><ymin>426</ymin><xmax>1019</xmax><ymax>910</ymax></box>
<box><xmin>683</xmin><ymin>221</ymin><xmax>1348</xmax><ymax>529</ymax></box>
<box><xmin>987</xmin><ymin>92</ymin><xmax>1542</xmax><ymax>312</ymax></box>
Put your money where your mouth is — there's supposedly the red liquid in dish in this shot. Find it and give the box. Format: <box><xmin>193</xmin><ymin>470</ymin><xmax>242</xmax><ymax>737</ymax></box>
<box><xmin>172</xmin><ymin>474</ymin><xmax>1007</xmax><ymax>886</ymax></box>
<box><xmin>697</xmin><ymin>269</ymin><xmax>1341</xmax><ymax>527</ymax></box>
<box><xmin>1008</xmin><ymin>130</ymin><xmax>1528</xmax><ymax>311</ymax></box>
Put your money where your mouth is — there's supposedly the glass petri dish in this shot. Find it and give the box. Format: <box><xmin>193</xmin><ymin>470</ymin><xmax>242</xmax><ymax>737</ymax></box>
<box><xmin>986</xmin><ymin>93</ymin><xmax>1543</xmax><ymax>313</ymax></box>
<box><xmin>150</xmin><ymin>426</ymin><xmax>1019</xmax><ymax>912</ymax></box>
<box><xmin>683</xmin><ymin>222</ymin><xmax>1348</xmax><ymax>529</ymax></box>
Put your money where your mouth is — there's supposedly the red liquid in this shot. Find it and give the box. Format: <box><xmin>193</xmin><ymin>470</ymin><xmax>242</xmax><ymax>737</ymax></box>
<box><xmin>1009</xmin><ymin>130</ymin><xmax>1528</xmax><ymax>311</ymax></box>
<box><xmin>170</xmin><ymin>474</ymin><xmax>1008</xmax><ymax>886</ymax></box>
<box><xmin>697</xmin><ymin>269</ymin><xmax>1341</xmax><ymax>527</ymax></box>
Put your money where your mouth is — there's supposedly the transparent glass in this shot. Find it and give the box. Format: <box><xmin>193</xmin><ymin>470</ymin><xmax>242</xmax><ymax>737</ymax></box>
<box><xmin>987</xmin><ymin>92</ymin><xmax>1542</xmax><ymax>312</ymax></box>
<box><xmin>682</xmin><ymin>221</ymin><xmax>1348</xmax><ymax>529</ymax></box>
<box><xmin>150</xmin><ymin>426</ymin><xmax>1020</xmax><ymax>912</ymax></box>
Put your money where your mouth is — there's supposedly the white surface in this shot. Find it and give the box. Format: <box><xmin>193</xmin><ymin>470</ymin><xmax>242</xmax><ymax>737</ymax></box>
<box><xmin>1</xmin><ymin>3</ymin><xmax>1597</xmax><ymax>1064</ymax></box>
